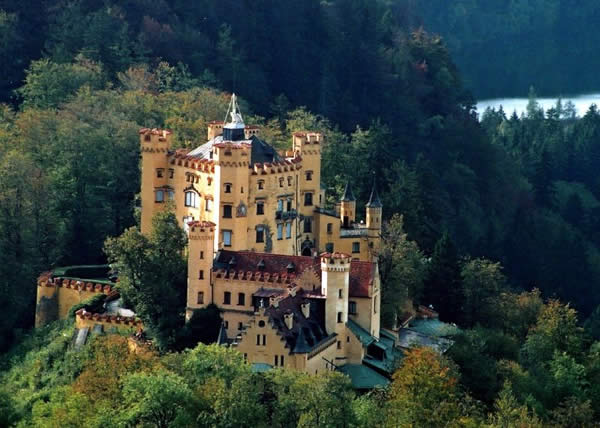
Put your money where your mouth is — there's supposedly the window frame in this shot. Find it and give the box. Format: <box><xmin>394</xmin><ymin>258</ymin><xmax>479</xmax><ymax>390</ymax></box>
<box><xmin>223</xmin><ymin>204</ymin><xmax>233</xmax><ymax>218</ymax></box>
<box><xmin>223</xmin><ymin>230</ymin><xmax>232</xmax><ymax>247</ymax></box>
<box><xmin>304</xmin><ymin>192</ymin><xmax>313</xmax><ymax>206</ymax></box>
<box><xmin>224</xmin><ymin>291</ymin><xmax>231</xmax><ymax>305</ymax></box>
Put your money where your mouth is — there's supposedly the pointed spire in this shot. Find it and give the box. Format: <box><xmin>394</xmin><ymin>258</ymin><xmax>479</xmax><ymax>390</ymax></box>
<box><xmin>366</xmin><ymin>179</ymin><xmax>382</xmax><ymax>208</ymax></box>
<box><xmin>341</xmin><ymin>181</ymin><xmax>356</xmax><ymax>202</ymax></box>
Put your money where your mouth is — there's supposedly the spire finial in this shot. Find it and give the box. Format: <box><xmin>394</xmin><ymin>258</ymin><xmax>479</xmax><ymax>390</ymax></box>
<box><xmin>225</xmin><ymin>93</ymin><xmax>244</xmax><ymax>126</ymax></box>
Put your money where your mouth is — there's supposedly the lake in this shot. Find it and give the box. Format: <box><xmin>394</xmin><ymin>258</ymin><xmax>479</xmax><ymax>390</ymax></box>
<box><xmin>476</xmin><ymin>93</ymin><xmax>600</xmax><ymax>118</ymax></box>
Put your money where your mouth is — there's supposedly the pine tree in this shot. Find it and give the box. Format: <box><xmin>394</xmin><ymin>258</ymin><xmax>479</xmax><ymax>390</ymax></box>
<box><xmin>423</xmin><ymin>231</ymin><xmax>463</xmax><ymax>322</ymax></box>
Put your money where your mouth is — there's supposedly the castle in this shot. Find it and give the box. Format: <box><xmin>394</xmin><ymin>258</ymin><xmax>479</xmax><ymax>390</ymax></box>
<box><xmin>36</xmin><ymin>94</ymin><xmax>401</xmax><ymax>388</ymax></box>
<box><xmin>139</xmin><ymin>94</ymin><xmax>382</xmax><ymax>261</ymax></box>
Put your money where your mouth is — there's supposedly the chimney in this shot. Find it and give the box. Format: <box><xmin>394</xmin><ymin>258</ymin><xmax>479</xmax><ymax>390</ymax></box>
<box><xmin>284</xmin><ymin>312</ymin><xmax>293</xmax><ymax>330</ymax></box>
<box><xmin>301</xmin><ymin>301</ymin><xmax>310</xmax><ymax>318</ymax></box>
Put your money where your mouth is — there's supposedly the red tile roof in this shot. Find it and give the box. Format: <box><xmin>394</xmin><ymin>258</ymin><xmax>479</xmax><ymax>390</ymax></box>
<box><xmin>214</xmin><ymin>250</ymin><xmax>374</xmax><ymax>298</ymax></box>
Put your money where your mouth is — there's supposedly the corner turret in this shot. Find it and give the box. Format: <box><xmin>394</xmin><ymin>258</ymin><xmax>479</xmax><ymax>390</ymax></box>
<box><xmin>139</xmin><ymin>128</ymin><xmax>173</xmax><ymax>235</ymax></box>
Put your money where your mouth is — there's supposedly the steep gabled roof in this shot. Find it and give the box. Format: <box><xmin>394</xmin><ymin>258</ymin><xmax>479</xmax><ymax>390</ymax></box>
<box><xmin>341</xmin><ymin>181</ymin><xmax>356</xmax><ymax>202</ymax></box>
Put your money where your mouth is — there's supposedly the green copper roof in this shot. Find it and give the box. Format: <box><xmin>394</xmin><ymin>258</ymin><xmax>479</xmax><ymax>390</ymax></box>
<box><xmin>347</xmin><ymin>319</ymin><xmax>376</xmax><ymax>347</ymax></box>
<box><xmin>338</xmin><ymin>364</ymin><xmax>390</xmax><ymax>389</ymax></box>
<box><xmin>408</xmin><ymin>319</ymin><xmax>460</xmax><ymax>338</ymax></box>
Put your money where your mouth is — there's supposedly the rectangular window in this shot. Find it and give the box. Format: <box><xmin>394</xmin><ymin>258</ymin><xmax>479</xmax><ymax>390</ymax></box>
<box><xmin>185</xmin><ymin>191</ymin><xmax>196</xmax><ymax>207</ymax></box>
<box><xmin>256</xmin><ymin>334</ymin><xmax>260</xmax><ymax>345</ymax></box>
<box><xmin>305</xmin><ymin>171</ymin><xmax>313</xmax><ymax>181</ymax></box>
<box><xmin>304</xmin><ymin>192</ymin><xmax>313</xmax><ymax>206</ymax></box>
<box><xmin>304</xmin><ymin>218</ymin><xmax>312</xmax><ymax>233</ymax></box>
<box><xmin>200</xmin><ymin>251</ymin><xmax>204</xmax><ymax>259</ymax></box>
<box><xmin>169</xmin><ymin>168</ymin><xmax>174</xmax><ymax>178</ymax></box>
<box><xmin>205</xmin><ymin>199</ymin><xmax>213</xmax><ymax>211</ymax></box>
<box><xmin>287</xmin><ymin>199</ymin><xmax>292</xmax><ymax>211</ymax></box>
<box><xmin>258</xmin><ymin>180</ymin><xmax>264</xmax><ymax>190</ymax></box>
<box><xmin>349</xmin><ymin>301</ymin><xmax>357</xmax><ymax>315</ymax></box>
<box><xmin>224</xmin><ymin>320</ymin><xmax>228</xmax><ymax>329</ymax></box>
<box><xmin>274</xmin><ymin>355</ymin><xmax>279</xmax><ymax>366</ymax></box>
<box><xmin>352</xmin><ymin>242</ymin><xmax>360</xmax><ymax>253</ymax></box>
<box><xmin>224</xmin><ymin>183</ymin><xmax>232</xmax><ymax>193</ymax></box>
<box><xmin>156</xmin><ymin>168</ymin><xmax>164</xmax><ymax>178</ymax></box>
<box><xmin>238</xmin><ymin>322</ymin><xmax>243</xmax><ymax>330</ymax></box>
<box><xmin>338</xmin><ymin>289</ymin><xmax>342</xmax><ymax>298</ymax></box>
<box><xmin>280</xmin><ymin>355</ymin><xmax>284</xmax><ymax>366</ymax></box>
<box><xmin>279</xmin><ymin>178</ymin><xmax>284</xmax><ymax>187</ymax></box>
<box><xmin>277</xmin><ymin>199</ymin><xmax>283</xmax><ymax>212</ymax></box>
<box><xmin>223</xmin><ymin>204</ymin><xmax>232</xmax><ymax>218</ymax></box>
<box><xmin>155</xmin><ymin>190</ymin><xmax>164</xmax><ymax>203</ymax></box>
<box><xmin>256</xmin><ymin>226</ymin><xmax>264</xmax><ymax>243</ymax></box>
<box><xmin>337</xmin><ymin>340</ymin><xmax>341</xmax><ymax>349</ymax></box>
<box><xmin>327</xmin><ymin>223</ymin><xmax>333</xmax><ymax>234</ymax></box>
<box><xmin>223</xmin><ymin>230</ymin><xmax>232</xmax><ymax>247</ymax></box>
<box><xmin>262</xmin><ymin>334</ymin><xmax>266</xmax><ymax>346</ymax></box>
<box><xmin>347</xmin><ymin>336</ymin><xmax>350</xmax><ymax>343</ymax></box>
<box><xmin>256</xmin><ymin>201</ymin><xmax>264</xmax><ymax>215</ymax></box>
<box><xmin>325</xmin><ymin>243</ymin><xmax>334</xmax><ymax>253</ymax></box>
<box><xmin>199</xmin><ymin>270</ymin><xmax>204</xmax><ymax>280</ymax></box>
<box><xmin>374</xmin><ymin>296</ymin><xmax>377</xmax><ymax>313</ymax></box>
<box><xmin>168</xmin><ymin>190</ymin><xmax>174</xmax><ymax>200</ymax></box>
<box><xmin>286</xmin><ymin>222</ymin><xmax>292</xmax><ymax>239</ymax></box>
<box><xmin>238</xmin><ymin>293</ymin><xmax>245</xmax><ymax>306</ymax></box>
<box><xmin>277</xmin><ymin>223</ymin><xmax>283</xmax><ymax>240</ymax></box>
<box><xmin>197</xmin><ymin>292</ymin><xmax>204</xmax><ymax>304</ymax></box>
<box><xmin>224</xmin><ymin>291</ymin><xmax>231</xmax><ymax>305</ymax></box>
<box><xmin>337</xmin><ymin>312</ymin><xmax>343</xmax><ymax>323</ymax></box>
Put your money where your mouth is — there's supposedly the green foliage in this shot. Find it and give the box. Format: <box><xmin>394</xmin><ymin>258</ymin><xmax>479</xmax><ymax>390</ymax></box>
<box><xmin>104</xmin><ymin>209</ymin><xmax>187</xmax><ymax>351</ymax></box>
<box><xmin>121</xmin><ymin>370</ymin><xmax>196</xmax><ymax>428</ymax></box>
<box><xmin>378</xmin><ymin>214</ymin><xmax>426</xmax><ymax>326</ymax></box>
<box><xmin>67</xmin><ymin>293</ymin><xmax>107</xmax><ymax>319</ymax></box>
<box><xmin>178</xmin><ymin>304</ymin><xmax>222</xmax><ymax>349</ymax></box>
<box><xmin>18</xmin><ymin>56</ymin><xmax>107</xmax><ymax>109</ymax></box>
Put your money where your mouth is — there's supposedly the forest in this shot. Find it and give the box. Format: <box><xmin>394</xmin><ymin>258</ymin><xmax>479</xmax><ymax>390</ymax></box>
<box><xmin>415</xmin><ymin>0</ymin><xmax>600</xmax><ymax>98</ymax></box>
<box><xmin>2</xmin><ymin>0</ymin><xmax>600</xmax><ymax>426</ymax></box>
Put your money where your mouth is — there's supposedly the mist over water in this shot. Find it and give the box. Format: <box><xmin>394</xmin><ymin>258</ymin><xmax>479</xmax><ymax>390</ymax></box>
<box><xmin>476</xmin><ymin>93</ymin><xmax>600</xmax><ymax>118</ymax></box>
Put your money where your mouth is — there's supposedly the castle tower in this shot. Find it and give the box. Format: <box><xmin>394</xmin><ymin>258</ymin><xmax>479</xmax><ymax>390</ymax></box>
<box><xmin>321</xmin><ymin>252</ymin><xmax>351</xmax><ymax>360</ymax></box>
<box><xmin>140</xmin><ymin>128</ymin><xmax>172</xmax><ymax>235</ymax></box>
<box><xmin>365</xmin><ymin>181</ymin><xmax>382</xmax><ymax>229</ymax></box>
<box><xmin>340</xmin><ymin>182</ymin><xmax>356</xmax><ymax>228</ymax></box>
<box><xmin>186</xmin><ymin>221</ymin><xmax>216</xmax><ymax>319</ymax></box>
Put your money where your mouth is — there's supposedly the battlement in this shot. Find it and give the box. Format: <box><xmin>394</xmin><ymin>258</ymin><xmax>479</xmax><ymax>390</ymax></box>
<box><xmin>292</xmin><ymin>131</ymin><xmax>323</xmax><ymax>144</ymax></box>
<box><xmin>169</xmin><ymin>151</ymin><xmax>215</xmax><ymax>173</ymax></box>
<box><xmin>214</xmin><ymin>268</ymin><xmax>298</xmax><ymax>285</ymax></box>
<box><xmin>250</xmin><ymin>156</ymin><xmax>302</xmax><ymax>175</ymax></box>
<box><xmin>139</xmin><ymin>128</ymin><xmax>172</xmax><ymax>152</ymax></box>
<box><xmin>37</xmin><ymin>275</ymin><xmax>114</xmax><ymax>294</ymax></box>
<box><xmin>75</xmin><ymin>308</ymin><xmax>142</xmax><ymax>330</ymax></box>
<box><xmin>320</xmin><ymin>252</ymin><xmax>351</xmax><ymax>271</ymax></box>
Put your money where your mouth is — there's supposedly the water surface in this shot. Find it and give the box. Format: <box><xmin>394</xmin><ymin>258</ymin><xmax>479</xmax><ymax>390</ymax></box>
<box><xmin>477</xmin><ymin>93</ymin><xmax>600</xmax><ymax>118</ymax></box>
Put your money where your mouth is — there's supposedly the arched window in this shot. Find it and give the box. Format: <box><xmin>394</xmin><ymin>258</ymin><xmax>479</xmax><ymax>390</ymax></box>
<box><xmin>279</xmin><ymin>177</ymin><xmax>284</xmax><ymax>187</ymax></box>
<box><xmin>224</xmin><ymin>183</ymin><xmax>232</xmax><ymax>193</ymax></box>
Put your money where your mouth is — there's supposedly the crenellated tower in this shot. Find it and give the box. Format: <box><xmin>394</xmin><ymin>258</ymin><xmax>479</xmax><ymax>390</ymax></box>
<box><xmin>140</xmin><ymin>128</ymin><xmax>172</xmax><ymax>235</ymax></box>
<box><xmin>321</xmin><ymin>252</ymin><xmax>351</xmax><ymax>360</ymax></box>
<box><xmin>186</xmin><ymin>221</ymin><xmax>216</xmax><ymax>318</ymax></box>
